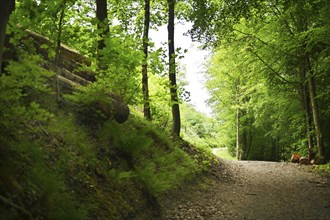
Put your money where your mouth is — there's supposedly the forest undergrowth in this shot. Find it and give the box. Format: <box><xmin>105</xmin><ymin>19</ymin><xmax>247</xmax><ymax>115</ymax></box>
<box><xmin>0</xmin><ymin>67</ymin><xmax>217</xmax><ymax>219</ymax></box>
<box><xmin>1</xmin><ymin>0</ymin><xmax>330</xmax><ymax>219</ymax></box>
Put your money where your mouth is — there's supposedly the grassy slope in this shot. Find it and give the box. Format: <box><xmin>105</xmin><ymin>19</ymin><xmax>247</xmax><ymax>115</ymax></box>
<box><xmin>213</xmin><ymin>148</ymin><xmax>237</xmax><ymax>160</ymax></box>
<box><xmin>0</xmin><ymin>99</ymin><xmax>217</xmax><ymax>219</ymax></box>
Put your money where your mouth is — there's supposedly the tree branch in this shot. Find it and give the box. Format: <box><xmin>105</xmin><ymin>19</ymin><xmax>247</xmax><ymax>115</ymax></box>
<box><xmin>249</xmin><ymin>49</ymin><xmax>298</xmax><ymax>85</ymax></box>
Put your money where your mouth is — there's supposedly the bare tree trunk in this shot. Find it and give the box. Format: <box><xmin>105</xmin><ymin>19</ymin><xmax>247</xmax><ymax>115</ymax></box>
<box><xmin>235</xmin><ymin>78</ymin><xmax>241</xmax><ymax>160</ymax></box>
<box><xmin>0</xmin><ymin>0</ymin><xmax>15</xmax><ymax>74</ymax></box>
<box><xmin>299</xmin><ymin>54</ymin><xmax>314</xmax><ymax>149</ymax></box>
<box><xmin>168</xmin><ymin>0</ymin><xmax>181</xmax><ymax>135</ymax></box>
<box><xmin>142</xmin><ymin>0</ymin><xmax>152</xmax><ymax>120</ymax></box>
<box><xmin>96</xmin><ymin>0</ymin><xmax>109</xmax><ymax>52</ymax></box>
<box><xmin>303</xmin><ymin>84</ymin><xmax>314</xmax><ymax>149</ymax></box>
<box><xmin>308</xmin><ymin>70</ymin><xmax>326</xmax><ymax>162</ymax></box>
<box><xmin>241</xmin><ymin>123</ymin><xmax>248</xmax><ymax>160</ymax></box>
<box><xmin>302</xmin><ymin>52</ymin><xmax>326</xmax><ymax>162</ymax></box>
<box><xmin>236</xmin><ymin>107</ymin><xmax>241</xmax><ymax>160</ymax></box>
<box><xmin>55</xmin><ymin>0</ymin><xmax>67</xmax><ymax>101</ymax></box>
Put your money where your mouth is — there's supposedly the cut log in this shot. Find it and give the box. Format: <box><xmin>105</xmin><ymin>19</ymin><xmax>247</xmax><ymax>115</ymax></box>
<box><xmin>25</xmin><ymin>29</ymin><xmax>91</xmax><ymax>66</ymax></box>
<box><xmin>57</xmin><ymin>75</ymin><xmax>80</xmax><ymax>88</ymax></box>
<box><xmin>291</xmin><ymin>153</ymin><xmax>301</xmax><ymax>163</ymax></box>
<box><xmin>299</xmin><ymin>157</ymin><xmax>310</xmax><ymax>165</ymax></box>
<box><xmin>311</xmin><ymin>157</ymin><xmax>320</xmax><ymax>165</ymax></box>
<box><xmin>24</xmin><ymin>29</ymin><xmax>96</xmax><ymax>82</ymax></box>
<box><xmin>109</xmin><ymin>96</ymin><xmax>130</xmax><ymax>123</ymax></box>
<box><xmin>45</xmin><ymin>63</ymin><xmax>92</xmax><ymax>86</ymax></box>
<box><xmin>58</xmin><ymin>68</ymin><xmax>91</xmax><ymax>86</ymax></box>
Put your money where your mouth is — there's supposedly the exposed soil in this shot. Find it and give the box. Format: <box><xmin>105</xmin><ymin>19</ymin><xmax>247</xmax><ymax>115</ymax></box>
<box><xmin>160</xmin><ymin>158</ymin><xmax>330</xmax><ymax>220</ymax></box>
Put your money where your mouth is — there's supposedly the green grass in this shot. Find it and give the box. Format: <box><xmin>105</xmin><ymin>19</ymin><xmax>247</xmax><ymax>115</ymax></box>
<box><xmin>313</xmin><ymin>162</ymin><xmax>330</xmax><ymax>175</ymax></box>
<box><xmin>213</xmin><ymin>148</ymin><xmax>237</xmax><ymax>160</ymax></box>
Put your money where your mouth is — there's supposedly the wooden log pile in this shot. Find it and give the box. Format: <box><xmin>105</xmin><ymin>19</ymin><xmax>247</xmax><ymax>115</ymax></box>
<box><xmin>290</xmin><ymin>149</ymin><xmax>320</xmax><ymax>165</ymax></box>
<box><xmin>24</xmin><ymin>29</ymin><xmax>96</xmax><ymax>84</ymax></box>
<box><xmin>4</xmin><ymin>30</ymin><xmax>129</xmax><ymax>123</ymax></box>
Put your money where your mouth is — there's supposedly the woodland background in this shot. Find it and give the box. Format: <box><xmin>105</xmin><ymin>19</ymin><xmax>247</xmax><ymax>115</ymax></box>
<box><xmin>0</xmin><ymin>0</ymin><xmax>329</xmax><ymax>219</ymax></box>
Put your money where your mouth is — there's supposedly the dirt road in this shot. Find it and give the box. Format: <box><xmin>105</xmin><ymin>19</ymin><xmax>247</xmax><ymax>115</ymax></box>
<box><xmin>161</xmin><ymin>159</ymin><xmax>330</xmax><ymax>220</ymax></box>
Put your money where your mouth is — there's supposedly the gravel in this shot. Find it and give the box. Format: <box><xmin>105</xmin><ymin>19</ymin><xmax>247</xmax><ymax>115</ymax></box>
<box><xmin>161</xmin><ymin>159</ymin><xmax>330</xmax><ymax>220</ymax></box>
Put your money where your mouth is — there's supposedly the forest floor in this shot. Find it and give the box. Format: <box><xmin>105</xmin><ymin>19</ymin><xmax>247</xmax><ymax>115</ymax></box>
<box><xmin>160</xmin><ymin>158</ymin><xmax>330</xmax><ymax>220</ymax></box>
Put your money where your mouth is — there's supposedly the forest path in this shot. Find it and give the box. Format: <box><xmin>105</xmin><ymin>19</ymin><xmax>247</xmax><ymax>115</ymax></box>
<box><xmin>161</xmin><ymin>159</ymin><xmax>330</xmax><ymax>220</ymax></box>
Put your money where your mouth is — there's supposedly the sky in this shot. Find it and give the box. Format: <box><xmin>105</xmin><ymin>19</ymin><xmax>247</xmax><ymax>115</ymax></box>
<box><xmin>149</xmin><ymin>22</ymin><xmax>212</xmax><ymax>115</ymax></box>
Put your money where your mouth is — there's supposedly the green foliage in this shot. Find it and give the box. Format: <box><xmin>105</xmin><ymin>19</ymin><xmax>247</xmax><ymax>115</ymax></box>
<box><xmin>313</xmin><ymin>162</ymin><xmax>330</xmax><ymax>175</ymax></box>
<box><xmin>0</xmin><ymin>0</ymin><xmax>221</xmax><ymax>219</ymax></box>
<box><xmin>203</xmin><ymin>0</ymin><xmax>330</xmax><ymax>161</ymax></box>
<box><xmin>181</xmin><ymin>103</ymin><xmax>220</xmax><ymax>148</ymax></box>
<box><xmin>0</xmin><ymin>126</ymin><xmax>87</xmax><ymax>220</ymax></box>
<box><xmin>214</xmin><ymin>148</ymin><xmax>237</xmax><ymax>161</ymax></box>
<box><xmin>97</xmin><ymin>34</ymin><xmax>143</xmax><ymax>104</ymax></box>
<box><xmin>0</xmin><ymin>54</ymin><xmax>54</xmax><ymax>134</ymax></box>
<box><xmin>98</xmin><ymin>113</ymin><xmax>200</xmax><ymax>195</ymax></box>
<box><xmin>138</xmin><ymin>147</ymin><xmax>197</xmax><ymax>194</ymax></box>
<box><xmin>0</xmin><ymin>53</ymin><xmax>90</xmax><ymax>219</ymax></box>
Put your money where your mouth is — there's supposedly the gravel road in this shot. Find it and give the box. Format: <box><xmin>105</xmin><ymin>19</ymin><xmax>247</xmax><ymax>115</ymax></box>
<box><xmin>161</xmin><ymin>159</ymin><xmax>330</xmax><ymax>220</ymax></box>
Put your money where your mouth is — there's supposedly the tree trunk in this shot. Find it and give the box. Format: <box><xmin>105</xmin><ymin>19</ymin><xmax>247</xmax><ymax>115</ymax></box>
<box><xmin>302</xmin><ymin>51</ymin><xmax>326</xmax><ymax>162</ymax></box>
<box><xmin>241</xmin><ymin>120</ymin><xmax>250</xmax><ymax>160</ymax></box>
<box><xmin>167</xmin><ymin>0</ymin><xmax>181</xmax><ymax>135</ymax></box>
<box><xmin>55</xmin><ymin>0</ymin><xmax>67</xmax><ymax>101</ymax></box>
<box><xmin>235</xmin><ymin>77</ymin><xmax>241</xmax><ymax>159</ymax></box>
<box><xmin>307</xmin><ymin>70</ymin><xmax>326</xmax><ymax>161</ymax></box>
<box><xmin>142</xmin><ymin>0</ymin><xmax>152</xmax><ymax>120</ymax></box>
<box><xmin>299</xmin><ymin>54</ymin><xmax>314</xmax><ymax>149</ymax></box>
<box><xmin>294</xmin><ymin>2</ymin><xmax>327</xmax><ymax>161</ymax></box>
<box><xmin>302</xmin><ymin>84</ymin><xmax>314</xmax><ymax>149</ymax></box>
<box><xmin>0</xmin><ymin>0</ymin><xmax>15</xmax><ymax>74</ymax></box>
<box><xmin>96</xmin><ymin>0</ymin><xmax>109</xmax><ymax>52</ymax></box>
<box><xmin>236</xmin><ymin>107</ymin><xmax>241</xmax><ymax>159</ymax></box>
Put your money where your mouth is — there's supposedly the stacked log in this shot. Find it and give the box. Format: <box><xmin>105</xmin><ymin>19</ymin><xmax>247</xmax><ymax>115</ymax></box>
<box><xmin>299</xmin><ymin>157</ymin><xmax>310</xmax><ymax>165</ymax></box>
<box><xmin>290</xmin><ymin>152</ymin><xmax>320</xmax><ymax>165</ymax></box>
<box><xmin>4</xmin><ymin>29</ymin><xmax>129</xmax><ymax>123</ymax></box>
<box><xmin>24</xmin><ymin>29</ymin><xmax>96</xmax><ymax>83</ymax></box>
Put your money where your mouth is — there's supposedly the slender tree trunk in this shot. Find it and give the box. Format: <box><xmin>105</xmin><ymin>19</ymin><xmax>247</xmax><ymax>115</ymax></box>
<box><xmin>300</xmin><ymin>67</ymin><xmax>314</xmax><ymax>149</ymax></box>
<box><xmin>96</xmin><ymin>0</ymin><xmax>109</xmax><ymax>52</ymax></box>
<box><xmin>167</xmin><ymin>0</ymin><xmax>181</xmax><ymax>135</ymax></box>
<box><xmin>307</xmin><ymin>69</ymin><xmax>326</xmax><ymax>161</ymax></box>
<box><xmin>241</xmin><ymin>120</ymin><xmax>249</xmax><ymax>160</ymax></box>
<box><xmin>299</xmin><ymin>47</ymin><xmax>314</xmax><ymax>150</ymax></box>
<box><xmin>142</xmin><ymin>0</ymin><xmax>152</xmax><ymax>120</ymax></box>
<box><xmin>302</xmin><ymin>52</ymin><xmax>326</xmax><ymax>161</ymax></box>
<box><xmin>235</xmin><ymin>78</ymin><xmax>241</xmax><ymax>160</ymax></box>
<box><xmin>0</xmin><ymin>0</ymin><xmax>15</xmax><ymax>74</ymax></box>
<box><xmin>54</xmin><ymin>0</ymin><xmax>66</xmax><ymax>101</ymax></box>
<box><xmin>245</xmin><ymin>122</ymin><xmax>253</xmax><ymax>160</ymax></box>
<box><xmin>236</xmin><ymin>107</ymin><xmax>241</xmax><ymax>160</ymax></box>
